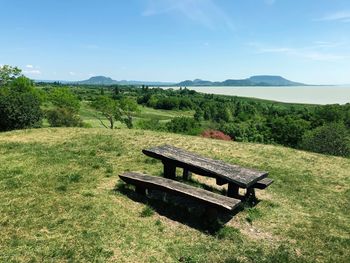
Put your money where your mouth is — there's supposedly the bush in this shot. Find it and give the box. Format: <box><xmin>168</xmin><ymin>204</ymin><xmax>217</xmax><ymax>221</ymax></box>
<box><xmin>201</xmin><ymin>130</ymin><xmax>231</xmax><ymax>141</ymax></box>
<box><xmin>268</xmin><ymin>116</ymin><xmax>310</xmax><ymax>147</ymax></box>
<box><xmin>46</xmin><ymin>108</ymin><xmax>83</xmax><ymax>127</ymax></box>
<box><xmin>300</xmin><ymin>122</ymin><xmax>350</xmax><ymax>157</ymax></box>
<box><xmin>49</xmin><ymin>88</ymin><xmax>80</xmax><ymax>113</ymax></box>
<box><xmin>136</xmin><ymin>119</ymin><xmax>166</xmax><ymax>131</ymax></box>
<box><xmin>0</xmin><ymin>78</ymin><xmax>42</xmax><ymax>131</ymax></box>
<box><xmin>155</xmin><ymin>97</ymin><xmax>180</xmax><ymax>110</ymax></box>
<box><xmin>140</xmin><ymin>205</ymin><xmax>154</xmax><ymax>217</ymax></box>
<box><xmin>166</xmin><ymin>117</ymin><xmax>200</xmax><ymax>135</ymax></box>
<box><xmin>220</xmin><ymin>121</ymin><xmax>266</xmax><ymax>143</ymax></box>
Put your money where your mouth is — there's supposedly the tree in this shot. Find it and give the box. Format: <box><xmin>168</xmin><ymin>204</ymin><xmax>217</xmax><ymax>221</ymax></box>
<box><xmin>49</xmin><ymin>88</ymin><xmax>80</xmax><ymax>113</ymax></box>
<box><xmin>119</xmin><ymin>97</ymin><xmax>139</xmax><ymax>129</ymax></box>
<box><xmin>300</xmin><ymin>122</ymin><xmax>350</xmax><ymax>157</ymax></box>
<box><xmin>166</xmin><ymin>117</ymin><xmax>200</xmax><ymax>135</ymax></box>
<box><xmin>46</xmin><ymin>108</ymin><xmax>83</xmax><ymax>127</ymax></box>
<box><xmin>46</xmin><ymin>88</ymin><xmax>82</xmax><ymax>127</ymax></box>
<box><xmin>268</xmin><ymin>116</ymin><xmax>310</xmax><ymax>147</ymax></box>
<box><xmin>0</xmin><ymin>65</ymin><xmax>22</xmax><ymax>86</ymax></box>
<box><xmin>0</xmin><ymin>76</ymin><xmax>42</xmax><ymax>131</ymax></box>
<box><xmin>91</xmin><ymin>96</ymin><xmax>121</xmax><ymax>129</ymax></box>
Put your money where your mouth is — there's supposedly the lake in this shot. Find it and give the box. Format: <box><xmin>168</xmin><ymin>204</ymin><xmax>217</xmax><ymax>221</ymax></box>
<box><xmin>160</xmin><ymin>86</ymin><xmax>350</xmax><ymax>105</ymax></box>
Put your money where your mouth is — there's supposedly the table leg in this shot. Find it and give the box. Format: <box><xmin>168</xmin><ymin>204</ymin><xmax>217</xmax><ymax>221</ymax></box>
<box><xmin>216</xmin><ymin>177</ymin><xmax>227</xmax><ymax>186</ymax></box>
<box><xmin>163</xmin><ymin>161</ymin><xmax>176</xmax><ymax>179</ymax></box>
<box><xmin>227</xmin><ymin>183</ymin><xmax>239</xmax><ymax>198</ymax></box>
<box><xmin>245</xmin><ymin>188</ymin><xmax>256</xmax><ymax>200</ymax></box>
<box><xmin>183</xmin><ymin>168</ymin><xmax>192</xmax><ymax>180</ymax></box>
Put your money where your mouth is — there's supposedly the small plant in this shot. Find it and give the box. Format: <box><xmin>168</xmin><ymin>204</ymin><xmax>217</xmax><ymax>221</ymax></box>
<box><xmin>105</xmin><ymin>165</ymin><xmax>113</xmax><ymax>176</ymax></box>
<box><xmin>155</xmin><ymin>219</ymin><xmax>164</xmax><ymax>232</ymax></box>
<box><xmin>216</xmin><ymin>226</ymin><xmax>241</xmax><ymax>241</ymax></box>
<box><xmin>246</xmin><ymin>207</ymin><xmax>262</xmax><ymax>224</ymax></box>
<box><xmin>68</xmin><ymin>173</ymin><xmax>82</xmax><ymax>183</ymax></box>
<box><xmin>56</xmin><ymin>184</ymin><xmax>67</xmax><ymax>192</ymax></box>
<box><xmin>140</xmin><ymin>205</ymin><xmax>155</xmax><ymax>217</ymax></box>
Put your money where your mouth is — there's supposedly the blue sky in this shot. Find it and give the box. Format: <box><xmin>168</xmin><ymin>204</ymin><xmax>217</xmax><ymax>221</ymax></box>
<box><xmin>1</xmin><ymin>0</ymin><xmax>350</xmax><ymax>84</ymax></box>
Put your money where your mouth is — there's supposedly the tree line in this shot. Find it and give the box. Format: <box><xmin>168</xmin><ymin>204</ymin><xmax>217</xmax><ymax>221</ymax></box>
<box><xmin>1</xmin><ymin>65</ymin><xmax>350</xmax><ymax>157</ymax></box>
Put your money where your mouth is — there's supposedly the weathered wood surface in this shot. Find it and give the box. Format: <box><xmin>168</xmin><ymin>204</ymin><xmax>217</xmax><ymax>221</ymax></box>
<box><xmin>119</xmin><ymin>172</ymin><xmax>241</xmax><ymax>211</ymax></box>
<box><xmin>252</xmin><ymin>178</ymin><xmax>274</xmax><ymax>189</ymax></box>
<box><xmin>143</xmin><ymin>145</ymin><xmax>268</xmax><ymax>188</ymax></box>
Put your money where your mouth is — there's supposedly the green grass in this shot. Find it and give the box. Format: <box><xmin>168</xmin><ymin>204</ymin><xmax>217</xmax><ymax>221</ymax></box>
<box><xmin>0</xmin><ymin>128</ymin><xmax>349</xmax><ymax>262</ymax></box>
<box><xmin>78</xmin><ymin>101</ymin><xmax>194</xmax><ymax>128</ymax></box>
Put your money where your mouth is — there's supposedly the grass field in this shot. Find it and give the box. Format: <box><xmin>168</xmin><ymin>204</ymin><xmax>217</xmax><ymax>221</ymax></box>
<box><xmin>79</xmin><ymin>101</ymin><xmax>194</xmax><ymax>128</ymax></box>
<box><xmin>0</xmin><ymin>128</ymin><xmax>349</xmax><ymax>262</ymax></box>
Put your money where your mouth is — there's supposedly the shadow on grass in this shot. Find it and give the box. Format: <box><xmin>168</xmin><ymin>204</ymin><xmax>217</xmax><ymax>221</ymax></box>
<box><xmin>114</xmin><ymin>181</ymin><xmax>245</xmax><ymax>234</ymax></box>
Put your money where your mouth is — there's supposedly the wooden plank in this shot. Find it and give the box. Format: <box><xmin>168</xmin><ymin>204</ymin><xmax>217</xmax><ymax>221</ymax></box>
<box><xmin>119</xmin><ymin>172</ymin><xmax>241</xmax><ymax>211</ymax></box>
<box><xmin>252</xmin><ymin>178</ymin><xmax>274</xmax><ymax>189</ymax></box>
<box><xmin>143</xmin><ymin>145</ymin><xmax>268</xmax><ymax>188</ymax></box>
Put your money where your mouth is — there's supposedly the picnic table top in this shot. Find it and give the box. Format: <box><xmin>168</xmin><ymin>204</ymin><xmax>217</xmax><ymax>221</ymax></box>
<box><xmin>142</xmin><ymin>145</ymin><xmax>268</xmax><ymax>188</ymax></box>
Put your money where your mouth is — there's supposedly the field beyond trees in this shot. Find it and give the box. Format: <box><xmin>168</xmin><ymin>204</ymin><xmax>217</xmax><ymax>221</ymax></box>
<box><xmin>0</xmin><ymin>128</ymin><xmax>349</xmax><ymax>262</ymax></box>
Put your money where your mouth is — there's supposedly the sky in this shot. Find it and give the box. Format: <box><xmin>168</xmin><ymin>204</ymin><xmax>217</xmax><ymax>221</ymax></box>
<box><xmin>1</xmin><ymin>0</ymin><xmax>350</xmax><ymax>84</ymax></box>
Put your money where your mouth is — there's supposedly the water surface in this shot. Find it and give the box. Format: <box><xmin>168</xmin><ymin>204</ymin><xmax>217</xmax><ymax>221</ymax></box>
<box><xmin>160</xmin><ymin>86</ymin><xmax>350</xmax><ymax>105</ymax></box>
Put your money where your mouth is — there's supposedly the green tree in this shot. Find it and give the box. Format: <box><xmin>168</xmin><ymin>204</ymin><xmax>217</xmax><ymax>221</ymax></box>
<box><xmin>91</xmin><ymin>96</ymin><xmax>122</xmax><ymax>129</ymax></box>
<box><xmin>0</xmin><ymin>65</ymin><xmax>22</xmax><ymax>86</ymax></box>
<box><xmin>300</xmin><ymin>122</ymin><xmax>350</xmax><ymax>157</ymax></box>
<box><xmin>49</xmin><ymin>88</ymin><xmax>80</xmax><ymax>113</ymax></box>
<box><xmin>119</xmin><ymin>97</ymin><xmax>139</xmax><ymax>129</ymax></box>
<box><xmin>46</xmin><ymin>108</ymin><xmax>83</xmax><ymax>127</ymax></box>
<box><xmin>0</xmin><ymin>76</ymin><xmax>42</xmax><ymax>131</ymax></box>
<box><xmin>47</xmin><ymin>88</ymin><xmax>82</xmax><ymax>127</ymax></box>
<box><xmin>166</xmin><ymin>117</ymin><xmax>200</xmax><ymax>135</ymax></box>
<box><xmin>268</xmin><ymin>116</ymin><xmax>310</xmax><ymax>147</ymax></box>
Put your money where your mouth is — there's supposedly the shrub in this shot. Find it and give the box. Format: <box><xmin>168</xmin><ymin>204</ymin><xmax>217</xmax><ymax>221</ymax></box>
<box><xmin>49</xmin><ymin>88</ymin><xmax>80</xmax><ymax>113</ymax></box>
<box><xmin>166</xmin><ymin>117</ymin><xmax>200</xmax><ymax>135</ymax></box>
<box><xmin>300</xmin><ymin>122</ymin><xmax>350</xmax><ymax>157</ymax></box>
<box><xmin>0</xmin><ymin>78</ymin><xmax>42</xmax><ymax>131</ymax></box>
<box><xmin>155</xmin><ymin>97</ymin><xmax>180</xmax><ymax>110</ymax></box>
<box><xmin>220</xmin><ymin>121</ymin><xmax>266</xmax><ymax>143</ymax></box>
<box><xmin>216</xmin><ymin>226</ymin><xmax>241</xmax><ymax>241</ymax></box>
<box><xmin>46</xmin><ymin>108</ymin><xmax>83</xmax><ymax>127</ymax></box>
<box><xmin>268</xmin><ymin>116</ymin><xmax>310</xmax><ymax>147</ymax></box>
<box><xmin>201</xmin><ymin>129</ymin><xmax>231</xmax><ymax>141</ymax></box>
<box><xmin>136</xmin><ymin>119</ymin><xmax>166</xmax><ymax>131</ymax></box>
<box><xmin>140</xmin><ymin>205</ymin><xmax>155</xmax><ymax>217</ymax></box>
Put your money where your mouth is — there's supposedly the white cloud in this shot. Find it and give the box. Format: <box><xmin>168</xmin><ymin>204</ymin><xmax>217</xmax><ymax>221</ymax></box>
<box><xmin>143</xmin><ymin>0</ymin><xmax>234</xmax><ymax>31</ymax></box>
<box><xmin>23</xmin><ymin>69</ymin><xmax>41</xmax><ymax>75</ymax></box>
<box><xmin>69</xmin><ymin>72</ymin><xmax>76</xmax><ymax>76</ymax></box>
<box><xmin>317</xmin><ymin>11</ymin><xmax>350</xmax><ymax>22</ymax></box>
<box><xmin>23</xmin><ymin>64</ymin><xmax>41</xmax><ymax>75</ymax></box>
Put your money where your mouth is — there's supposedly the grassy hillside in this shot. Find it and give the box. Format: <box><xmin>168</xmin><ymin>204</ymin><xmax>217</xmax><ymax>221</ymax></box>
<box><xmin>0</xmin><ymin>128</ymin><xmax>349</xmax><ymax>262</ymax></box>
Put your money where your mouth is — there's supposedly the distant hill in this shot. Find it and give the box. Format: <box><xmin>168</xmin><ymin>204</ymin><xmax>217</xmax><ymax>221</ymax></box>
<box><xmin>35</xmin><ymin>75</ymin><xmax>306</xmax><ymax>87</ymax></box>
<box><xmin>177</xmin><ymin>75</ymin><xmax>306</xmax><ymax>86</ymax></box>
<box><xmin>77</xmin><ymin>76</ymin><xmax>175</xmax><ymax>86</ymax></box>
<box><xmin>79</xmin><ymin>76</ymin><xmax>118</xmax><ymax>85</ymax></box>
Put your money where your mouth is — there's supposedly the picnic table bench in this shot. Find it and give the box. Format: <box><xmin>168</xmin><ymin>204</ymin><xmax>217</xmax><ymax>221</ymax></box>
<box><xmin>142</xmin><ymin>145</ymin><xmax>273</xmax><ymax>199</ymax></box>
<box><xmin>119</xmin><ymin>172</ymin><xmax>241</xmax><ymax>212</ymax></box>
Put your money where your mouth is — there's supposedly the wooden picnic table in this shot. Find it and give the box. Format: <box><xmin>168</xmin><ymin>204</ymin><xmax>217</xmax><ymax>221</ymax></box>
<box><xmin>142</xmin><ymin>145</ymin><xmax>271</xmax><ymax>199</ymax></box>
